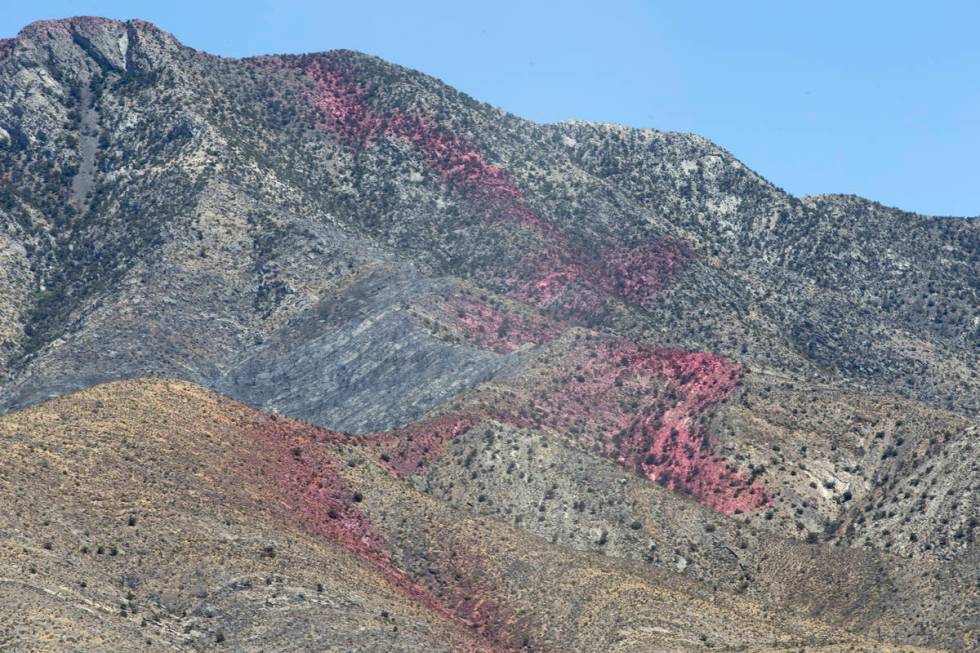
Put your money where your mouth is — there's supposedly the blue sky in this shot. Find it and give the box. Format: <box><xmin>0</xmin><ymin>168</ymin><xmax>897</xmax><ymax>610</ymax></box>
<box><xmin>3</xmin><ymin>1</ymin><xmax>977</xmax><ymax>216</ymax></box>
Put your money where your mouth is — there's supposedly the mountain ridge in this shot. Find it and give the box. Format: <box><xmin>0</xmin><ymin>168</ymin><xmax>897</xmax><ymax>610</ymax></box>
<box><xmin>6</xmin><ymin>16</ymin><xmax>973</xmax><ymax>219</ymax></box>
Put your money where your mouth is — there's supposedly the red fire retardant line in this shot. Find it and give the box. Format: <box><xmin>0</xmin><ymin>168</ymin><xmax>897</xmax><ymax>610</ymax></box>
<box><xmin>242</xmin><ymin>409</ymin><xmax>527</xmax><ymax>653</ymax></box>
<box><xmin>252</xmin><ymin>54</ymin><xmax>690</xmax><ymax>313</ymax></box>
<box><xmin>250</xmin><ymin>54</ymin><xmax>768</xmax><ymax>515</ymax></box>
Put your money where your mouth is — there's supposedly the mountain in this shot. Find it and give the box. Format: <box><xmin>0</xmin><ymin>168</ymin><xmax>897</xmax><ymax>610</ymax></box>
<box><xmin>0</xmin><ymin>16</ymin><xmax>976</xmax><ymax>652</ymax></box>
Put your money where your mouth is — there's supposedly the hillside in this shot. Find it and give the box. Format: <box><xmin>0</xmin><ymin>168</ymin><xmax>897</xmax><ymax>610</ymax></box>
<box><xmin>0</xmin><ymin>16</ymin><xmax>976</xmax><ymax>651</ymax></box>
<box><xmin>0</xmin><ymin>378</ymin><xmax>963</xmax><ymax>652</ymax></box>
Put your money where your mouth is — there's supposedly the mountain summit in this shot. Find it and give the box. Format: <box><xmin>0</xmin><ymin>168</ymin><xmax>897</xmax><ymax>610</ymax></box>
<box><xmin>0</xmin><ymin>17</ymin><xmax>976</xmax><ymax>652</ymax></box>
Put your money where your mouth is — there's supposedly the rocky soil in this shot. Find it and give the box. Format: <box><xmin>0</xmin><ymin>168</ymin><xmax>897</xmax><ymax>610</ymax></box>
<box><xmin>0</xmin><ymin>379</ymin><xmax>961</xmax><ymax>652</ymax></box>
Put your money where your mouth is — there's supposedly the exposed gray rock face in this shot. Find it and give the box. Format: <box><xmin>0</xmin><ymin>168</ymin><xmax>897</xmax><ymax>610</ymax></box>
<box><xmin>219</xmin><ymin>270</ymin><xmax>510</xmax><ymax>432</ymax></box>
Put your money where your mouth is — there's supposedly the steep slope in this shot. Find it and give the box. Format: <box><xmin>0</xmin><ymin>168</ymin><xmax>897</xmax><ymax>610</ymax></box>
<box><xmin>0</xmin><ymin>378</ymin><xmax>956</xmax><ymax>652</ymax></box>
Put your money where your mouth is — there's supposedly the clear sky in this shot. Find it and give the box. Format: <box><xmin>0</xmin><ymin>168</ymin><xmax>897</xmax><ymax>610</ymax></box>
<box><xmin>3</xmin><ymin>1</ymin><xmax>977</xmax><ymax>216</ymax></box>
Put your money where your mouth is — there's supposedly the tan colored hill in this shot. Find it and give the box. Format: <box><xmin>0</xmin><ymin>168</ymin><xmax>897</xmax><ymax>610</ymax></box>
<box><xmin>0</xmin><ymin>378</ymin><xmax>961</xmax><ymax>652</ymax></box>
